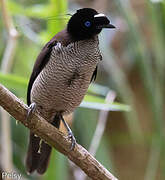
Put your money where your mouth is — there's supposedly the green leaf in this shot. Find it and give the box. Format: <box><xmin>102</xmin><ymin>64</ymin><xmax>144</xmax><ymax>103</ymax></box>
<box><xmin>0</xmin><ymin>73</ymin><xmax>28</xmax><ymax>91</ymax></box>
<box><xmin>81</xmin><ymin>94</ymin><xmax>131</xmax><ymax>112</ymax></box>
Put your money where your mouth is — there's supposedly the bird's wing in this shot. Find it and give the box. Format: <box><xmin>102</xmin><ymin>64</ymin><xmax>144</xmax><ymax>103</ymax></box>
<box><xmin>90</xmin><ymin>51</ymin><xmax>103</xmax><ymax>83</ymax></box>
<box><xmin>27</xmin><ymin>28</ymin><xmax>74</xmax><ymax>106</ymax></box>
<box><xmin>90</xmin><ymin>66</ymin><xmax>98</xmax><ymax>83</ymax></box>
<box><xmin>27</xmin><ymin>37</ymin><xmax>57</xmax><ymax>105</ymax></box>
<box><xmin>27</xmin><ymin>29</ymin><xmax>74</xmax><ymax>106</ymax></box>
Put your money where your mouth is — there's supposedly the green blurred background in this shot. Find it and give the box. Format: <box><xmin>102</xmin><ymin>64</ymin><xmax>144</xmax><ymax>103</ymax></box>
<box><xmin>1</xmin><ymin>0</ymin><xmax>165</xmax><ymax>179</ymax></box>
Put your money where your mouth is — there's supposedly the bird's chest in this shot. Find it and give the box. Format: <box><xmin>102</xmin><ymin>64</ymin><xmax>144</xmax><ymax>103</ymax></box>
<box><xmin>43</xmin><ymin>45</ymin><xmax>99</xmax><ymax>95</ymax></box>
<box><xmin>31</xmin><ymin>39</ymin><xmax>101</xmax><ymax>114</ymax></box>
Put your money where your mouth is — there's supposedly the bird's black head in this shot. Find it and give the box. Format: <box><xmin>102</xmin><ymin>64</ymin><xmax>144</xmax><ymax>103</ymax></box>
<box><xmin>67</xmin><ymin>8</ymin><xmax>115</xmax><ymax>41</ymax></box>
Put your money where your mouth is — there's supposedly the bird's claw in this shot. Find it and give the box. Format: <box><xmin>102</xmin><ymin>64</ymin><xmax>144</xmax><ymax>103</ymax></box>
<box><xmin>68</xmin><ymin>131</ymin><xmax>76</xmax><ymax>151</ymax></box>
<box><xmin>26</xmin><ymin>102</ymin><xmax>36</xmax><ymax>121</ymax></box>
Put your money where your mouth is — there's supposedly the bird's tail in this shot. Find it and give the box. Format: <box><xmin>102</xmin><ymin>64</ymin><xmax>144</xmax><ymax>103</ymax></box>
<box><xmin>25</xmin><ymin>115</ymin><xmax>61</xmax><ymax>174</ymax></box>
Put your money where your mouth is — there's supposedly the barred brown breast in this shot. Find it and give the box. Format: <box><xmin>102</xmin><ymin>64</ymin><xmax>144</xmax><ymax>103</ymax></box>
<box><xmin>31</xmin><ymin>36</ymin><xmax>101</xmax><ymax>121</ymax></box>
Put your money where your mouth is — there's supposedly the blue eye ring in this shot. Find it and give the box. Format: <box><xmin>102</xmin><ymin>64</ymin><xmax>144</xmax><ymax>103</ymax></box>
<box><xmin>84</xmin><ymin>21</ymin><xmax>91</xmax><ymax>27</ymax></box>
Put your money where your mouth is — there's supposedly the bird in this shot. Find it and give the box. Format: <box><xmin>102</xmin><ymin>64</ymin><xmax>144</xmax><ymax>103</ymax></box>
<box><xmin>25</xmin><ymin>7</ymin><xmax>115</xmax><ymax>175</ymax></box>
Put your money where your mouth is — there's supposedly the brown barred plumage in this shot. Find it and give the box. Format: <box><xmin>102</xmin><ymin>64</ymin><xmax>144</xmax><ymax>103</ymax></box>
<box><xmin>25</xmin><ymin>8</ymin><xmax>115</xmax><ymax>175</ymax></box>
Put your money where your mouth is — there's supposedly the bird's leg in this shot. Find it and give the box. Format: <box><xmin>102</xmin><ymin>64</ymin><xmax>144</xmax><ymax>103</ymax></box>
<box><xmin>26</xmin><ymin>102</ymin><xmax>39</xmax><ymax>139</ymax></box>
<box><xmin>26</xmin><ymin>102</ymin><xmax>36</xmax><ymax>121</ymax></box>
<box><xmin>60</xmin><ymin>115</ymin><xmax>76</xmax><ymax>150</ymax></box>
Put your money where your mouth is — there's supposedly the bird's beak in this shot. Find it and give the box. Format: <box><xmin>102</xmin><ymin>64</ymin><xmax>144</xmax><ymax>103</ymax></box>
<box><xmin>94</xmin><ymin>13</ymin><xmax>116</xmax><ymax>29</ymax></box>
<box><xmin>99</xmin><ymin>23</ymin><xmax>116</xmax><ymax>29</ymax></box>
<box><xmin>96</xmin><ymin>23</ymin><xmax>116</xmax><ymax>29</ymax></box>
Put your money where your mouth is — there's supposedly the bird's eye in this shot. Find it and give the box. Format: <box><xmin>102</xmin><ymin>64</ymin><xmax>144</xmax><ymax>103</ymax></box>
<box><xmin>84</xmin><ymin>21</ymin><xmax>91</xmax><ymax>27</ymax></box>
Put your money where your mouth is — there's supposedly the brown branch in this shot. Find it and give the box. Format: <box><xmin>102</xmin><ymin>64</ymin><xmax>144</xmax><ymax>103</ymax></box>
<box><xmin>0</xmin><ymin>83</ymin><xmax>118</xmax><ymax>180</ymax></box>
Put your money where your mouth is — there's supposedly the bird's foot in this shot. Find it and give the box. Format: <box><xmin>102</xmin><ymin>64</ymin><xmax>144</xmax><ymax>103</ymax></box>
<box><xmin>60</xmin><ymin>115</ymin><xmax>76</xmax><ymax>150</ymax></box>
<box><xmin>26</xmin><ymin>102</ymin><xmax>36</xmax><ymax>121</ymax></box>
<box><xmin>68</xmin><ymin>129</ymin><xmax>76</xmax><ymax>151</ymax></box>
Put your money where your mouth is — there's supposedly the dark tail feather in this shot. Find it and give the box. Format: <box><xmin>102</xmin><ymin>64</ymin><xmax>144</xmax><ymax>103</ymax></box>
<box><xmin>26</xmin><ymin>115</ymin><xmax>61</xmax><ymax>174</ymax></box>
<box><xmin>37</xmin><ymin>142</ymin><xmax>52</xmax><ymax>174</ymax></box>
<box><xmin>26</xmin><ymin>132</ymin><xmax>41</xmax><ymax>174</ymax></box>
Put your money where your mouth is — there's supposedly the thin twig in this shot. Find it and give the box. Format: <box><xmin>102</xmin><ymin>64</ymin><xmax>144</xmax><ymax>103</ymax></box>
<box><xmin>89</xmin><ymin>90</ymin><xmax>116</xmax><ymax>156</ymax></box>
<box><xmin>0</xmin><ymin>83</ymin><xmax>118</xmax><ymax>180</ymax></box>
<box><xmin>0</xmin><ymin>0</ymin><xmax>19</xmax><ymax>174</ymax></box>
